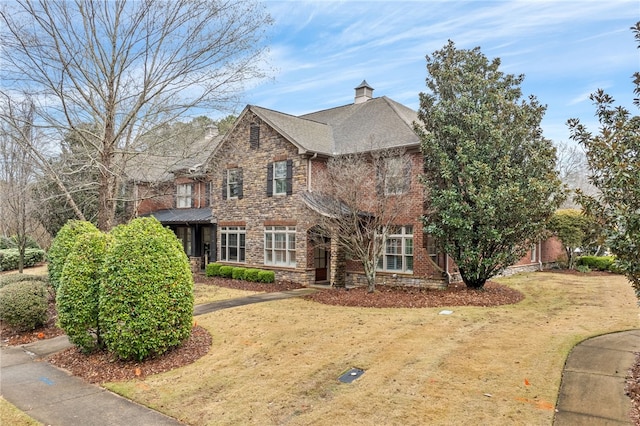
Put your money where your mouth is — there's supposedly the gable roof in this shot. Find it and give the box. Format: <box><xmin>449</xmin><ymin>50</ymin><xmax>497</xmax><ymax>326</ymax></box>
<box><xmin>212</xmin><ymin>93</ymin><xmax>420</xmax><ymax>159</ymax></box>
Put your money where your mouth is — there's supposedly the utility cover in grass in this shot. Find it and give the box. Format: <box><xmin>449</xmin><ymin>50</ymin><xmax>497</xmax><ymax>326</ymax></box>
<box><xmin>339</xmin><ymin>368</ymin><xmax>365</xmax><ymax>383</ymax></box>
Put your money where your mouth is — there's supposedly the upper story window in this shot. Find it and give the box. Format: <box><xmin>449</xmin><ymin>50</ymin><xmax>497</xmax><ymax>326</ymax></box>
<box><xmin>176</xmin><ymin>183</ymin><xmax>192</xmax><ymax>208</ymax></box>
<box><xmin>267</xmin><ymin>159</ymin><xmax>293</xmax><ymax>197</ymax></box>
<box><xmin>222</xmin><ymin>168</ymin><xmax>243</xmax><ymax>200</ymax></box>
<box><xmin>377</xmin><ymin>225</ymin><xmax>413</xmax><ymax>273</ymax></box>
<box><xmin>380</xmin><ymin>157</ymin><xmax>410</xmax><ymax>195</ymax></box>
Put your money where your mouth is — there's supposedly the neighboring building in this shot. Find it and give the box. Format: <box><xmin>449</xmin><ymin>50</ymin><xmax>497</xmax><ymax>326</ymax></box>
<box><xmin>135</xmin><ymin>81</ymin><xmax>563</xmax><ymax>286</ymax></box>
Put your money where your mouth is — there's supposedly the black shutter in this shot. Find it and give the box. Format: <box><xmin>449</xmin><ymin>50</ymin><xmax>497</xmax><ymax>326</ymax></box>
<box><xmin>173</xmin><ymin>184</ymin><xmax>178</xmax><ymax>208</ymax></box>
<box><xmin>286</xmin><ymin>159</ymin><xmax>293</xmax><ymax>195</ymax></box>
<box><xmin>266</xmin><ymin>162</ymin><xmax>273</xmax><ymax>197</ymax></box>
<box><xmin>191</xmin><ymin>183</ymin><xmax>195</xmax><ymax>207</ymax></box>
<box><xmin>205</xmin><ymin>181</ymin><xmax>211</xmax><ymax>206</ymax></box>
<box><xmin>222</xmin><ymin>172</ymin><xmax>227</xmax><ymax>200</ymax></box>
<box><xmin>250</xmin><ymin>123</ymin><xmax>259</xmax><ymax>149</ymax></box>
<box><xmin>237</xmin><ymin>168</ymin><xmax>244</xmax><ymax>199</ymax></box>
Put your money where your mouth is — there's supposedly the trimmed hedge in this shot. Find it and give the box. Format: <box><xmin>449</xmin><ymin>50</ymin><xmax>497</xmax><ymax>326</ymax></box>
<box><xmin>0</xmin><ymin>280</ymin><xmax>48</xmax><ymax>331</ymax></box>
<box><xmin>100</xmin><ymin>217</ymin><xmax>194</xmax><ymax>361</ymax></box>
<box><xmin>244</xmin><ymin>268</ymin><xmax>261</xmax><ymax>282</ymax></box>
<box><xmin>577</xmin><ymin>256</ymin><xmax>615</xmax><ymax>272</ymax></box>
<box><xmin>219</xmin><ymin>265</ymin><xmax>234</xmax><ymax>278</ymax></box>
<box><xmin>0</xmin><ymin>248</ymin><xmax>46</xmax><ymax>272</ymax></box>
<box><xmin>0</xmin><ymin>273</ymin><xmax>49</xmax><ymax>289</ymax></box>
<box><xmin>48</xmin><ymin>220</ymin><xmax>99</xmax><ymax>291</ymax></box>
<box><xmin>257</xmin><ymin>270</ymin><xmax>275</xmax><ymax>283</ymax></box>
<box><xmin>205</xmin><ymin>262</ymin><xmax>222</xmax><ymax>277</ymax></box>
<box><xmin>57</xmin><ymin>231</ymin><xmax>110</xmax><ymax>352</ymax></box>
<box><xmin>232</xmin><ymin>267</ymin><xmax>246</xmax><ymax>280</ymax></box>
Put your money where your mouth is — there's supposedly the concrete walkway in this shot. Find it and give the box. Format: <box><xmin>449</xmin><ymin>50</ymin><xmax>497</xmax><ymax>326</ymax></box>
<box><xmin>554</xmin><ymin>329</ymin><xmax>640</xmax><ymax>425</ymax></box>
<box><xmin>2</xmin><ymin>288</ymin><xmax>638</xmax><ymax>425</ymax></box>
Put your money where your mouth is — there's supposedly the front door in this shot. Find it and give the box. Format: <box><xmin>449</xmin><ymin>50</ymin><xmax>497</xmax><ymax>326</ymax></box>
<box><xmin>314</xmin><ymin>246</ymin><xmax>329</xmax><ymax>282</ymax></box>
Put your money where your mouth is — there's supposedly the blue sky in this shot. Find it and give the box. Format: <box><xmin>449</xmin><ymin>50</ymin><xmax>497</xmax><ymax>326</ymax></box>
<box><xmin>242</xmin><ymin>0</ymin><xmax>639</xmax><ymax>145</ymax></box>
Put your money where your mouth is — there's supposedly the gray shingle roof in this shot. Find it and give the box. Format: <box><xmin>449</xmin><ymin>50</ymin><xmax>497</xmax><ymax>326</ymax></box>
<box><xmin>247</xmin><ymin>96</ymin><xmax>419</xmax><ymax>156</ymax></box>
<box><xmin>145</xmin><ymin>208</ymin><xmax>214</xmax><ymax>224</ymax></box>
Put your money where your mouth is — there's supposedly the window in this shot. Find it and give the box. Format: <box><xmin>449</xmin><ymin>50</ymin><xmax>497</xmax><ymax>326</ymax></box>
<box><xmin>223</xmin><ymin>168</ymin><xmax>243</xmax><ymax>199</ymax></box>
<box><xmin>267</xmin><ymin>160</ymin><xmax>293</xmax><ymax>196</ymax></box>
<box><xmin>264</xmin><ymin>226</ymin><xmax>296</xmax><ymax>267</ymax></box>
<box><xmin>378</xmin><ymin>225</ymin><xmax>413</xmax><ymax>273</ymax></box>
<box><xmin>175</xmin><ymin>227</ymin><xmax>193</xmax><ymax>256</ymax></box>
<box><xmin>425</xmin><ymin>234</ymin><xmax>438</xmax><ymax>263</ymax></box>
<box><xmin>381</xmin><ymin>157</ymin><xmax>410</xmax><ymax>195</ymax></box>
<box><xmin>221</xmin><ymin>226</ymin><xmax>246</xmax><ymax>262</ymax></box>
<box><xmin>176</xmin><ymin>184</ymin><xmax>192</xmax><ymax>208</ymax></box>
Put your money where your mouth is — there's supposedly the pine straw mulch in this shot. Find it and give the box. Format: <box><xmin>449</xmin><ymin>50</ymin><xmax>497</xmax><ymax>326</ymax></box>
<box><xmin>3</xmin><ymin>272</ymin><xmax>640</xmax><ymax>424</ymax></box>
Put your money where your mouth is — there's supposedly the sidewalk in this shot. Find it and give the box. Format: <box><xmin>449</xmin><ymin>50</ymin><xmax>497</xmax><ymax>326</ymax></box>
<box><xmin>554</xmin><ymin>329</ymin><xmax>640</xmax><ymax>425</ymax></box>
<box><xmin>1</xmin><ymin>288</ymin><xmax>318</xmax><ymax>426</ymax></box>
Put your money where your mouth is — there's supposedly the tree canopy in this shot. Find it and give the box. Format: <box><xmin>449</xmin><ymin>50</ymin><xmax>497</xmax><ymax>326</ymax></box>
<box><xmin>569</xmin><ymin>22</ymin><xmax>640</xmax><ymax>297</ymax></box>
<box><xmin>415</xmin><ymin>40</ymin><xmax>564</xmax><ymax>289</ymax></box>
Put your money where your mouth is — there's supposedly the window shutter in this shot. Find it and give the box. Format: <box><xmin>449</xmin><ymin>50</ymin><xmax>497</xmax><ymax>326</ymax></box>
<box><xmin>237</xmin><ymin>168</ymin><xmax>244</xmax><ymax>199</ymax></box>
<box><xmin>205</xmin><ymin>181</ymin><xmax>211</xmax><ymax>206</ymax></box>
<box><xmin>173</xmin><ymin>184</ymin><xmax>178</xmax><ymax>208</ymax></box>
<box><xmin>250</xmin><ymin>123</ymin><xmax>259</xmax><ymax>149</ymax></box>
<box><xmin>191</xmin><ymin>183</ymin><xmax>195</xmax><ymax>208</ymax></box>
<box><xmin>222</xmin><ymin>172</ymin><xmax>227</xmax><ymax>200</ymax></box>
<box><xmin>286</xmin><ymin>159</ymin><xmax>293</xmax><ymax>195</ymax></box>
<box><xmin>266</xmin><ymin>162</ymin><xmax>273</xmax><ymax>197</ymax></box>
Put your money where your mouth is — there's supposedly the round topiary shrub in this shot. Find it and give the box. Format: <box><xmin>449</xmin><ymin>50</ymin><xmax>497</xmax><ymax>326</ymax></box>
<box><xmin>100</xmin><ymin>217</ymin><xmax>194</xmax><ymax>361</ymax></box>
<box><xmin>48</xmin><ymin>220</ymin><xmax>99</xmax><ymax>291</ymax></box>
<box><xmin>57</xmin><ymin>231</ymin><xmax>110</xmax><ymax>353</ymax></box>
<box><xmin>0</xmin><ymin>280</ymin><xmax>48</xmax><ymax>331</ymax></box>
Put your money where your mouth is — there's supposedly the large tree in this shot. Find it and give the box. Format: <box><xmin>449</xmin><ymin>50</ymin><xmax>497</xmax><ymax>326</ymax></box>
<box><xmin>0</xmin><ymin>0</ymin><xmax>271</xmax><ymax>231</ymax></box>
<box><xmin>415</xmin><ymin>40</ymin><xmax>564</xmax><ymax>289</ymax></box>
<box><xmin>569</xmin><ymin>22</ymin><xmax>640</xmax><ymax>297</ymax></box>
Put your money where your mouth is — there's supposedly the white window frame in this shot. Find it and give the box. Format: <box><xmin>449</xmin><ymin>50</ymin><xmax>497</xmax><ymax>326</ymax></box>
<box><xmin>176</xmin><ymin>184</ymin><xmax>192</xmax><ymax>208</ymax></box>
<box><xmin>264</xmin><ymin>226</ymin><xmax>296</xmax><ymax>267</ymax></box>
<box><xmin>273</xmin><ymin>161</ymin><xmax>288</xmax><ymax>195</ymax></box>
<box><xmin>378</xmin><ymin>225</ymin><xmax>414</xmax><ymax>273</ymax></box>
<box><xmin>220</xmin><ymin>226</ymin><xmax>246</xmax><ymax>263</ymax></box>
<box><xmin>226</xmin><ymin>168</ymin><xmax>241</xmax><ymax>199</ymax></box>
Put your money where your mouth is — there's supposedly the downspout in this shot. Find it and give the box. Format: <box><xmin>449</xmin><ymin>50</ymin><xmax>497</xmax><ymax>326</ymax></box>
<box><xmin>307</xmin><ymin>152</ymin><xmax>318</xmax><ymax>191</ymax></box>
<box><xmin>445</xmin><ymin>254</ymin><xmax>452</xmax><ymax>284</ymax></box>
<box><xmin>538</xmin><ymin>240</ymin><xmax>543</xmax><ymax>271</ymax></box>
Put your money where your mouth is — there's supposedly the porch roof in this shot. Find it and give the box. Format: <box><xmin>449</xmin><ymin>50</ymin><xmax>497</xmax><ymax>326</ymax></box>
<box><xmin>146</xmin><ymin>208</ymin><xmax>214</xmax><ymax>225</ymax></box>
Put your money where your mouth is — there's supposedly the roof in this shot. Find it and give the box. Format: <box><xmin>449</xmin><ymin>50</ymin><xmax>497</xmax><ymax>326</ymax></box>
<box><xmin>144</xmin><ymin>208</ymin><xmax>214</xmax><ymax>224</ymax></box>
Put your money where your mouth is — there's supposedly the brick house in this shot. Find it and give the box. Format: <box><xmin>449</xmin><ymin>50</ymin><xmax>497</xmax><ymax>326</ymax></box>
<box><xmin>135</xmin><ymin>81</ymin><xmax>563</xmax><ymax>286</ymax></box>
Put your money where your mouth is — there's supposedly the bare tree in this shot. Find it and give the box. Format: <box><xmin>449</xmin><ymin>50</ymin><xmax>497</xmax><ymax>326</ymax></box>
<box><xmin>0</xmin><ymin>0</ymin><xmax>271</xmax><ymax>231</ymax></box>
<box><xmin>303</xmin><ymin>148</ymin><xmax>415</xmax><ymax>293</ymax></box>
<box><xmin>555</xmin><ymin>141</ymin><xmax>597</xmax><ymax>208</ymax></box>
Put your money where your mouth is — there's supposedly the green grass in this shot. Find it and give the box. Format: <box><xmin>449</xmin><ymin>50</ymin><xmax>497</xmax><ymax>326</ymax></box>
<box><xmin>0</xmin><ymin>397</ymin><xmax>41</xmax><ymax>426</ymax></box>
<box><xmin>105</xmin><ymin>272</ymin><xmax>639</xmax><ymax>425</ymax></box>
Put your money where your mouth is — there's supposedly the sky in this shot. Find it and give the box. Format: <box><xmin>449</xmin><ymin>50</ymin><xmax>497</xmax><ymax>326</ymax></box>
<box><xmin>242</xmin><ymin>0</ymin><xmax>639</xmax><ymax>145</ymax></box>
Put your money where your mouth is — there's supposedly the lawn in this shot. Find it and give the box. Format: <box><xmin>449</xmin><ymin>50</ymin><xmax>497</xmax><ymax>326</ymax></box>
<box><xmin>106</xmin><ymin>272</ymin><xmax>639</xmax><ymax>425</ymax></box>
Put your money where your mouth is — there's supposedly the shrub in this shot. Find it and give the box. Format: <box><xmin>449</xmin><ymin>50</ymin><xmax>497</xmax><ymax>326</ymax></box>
<box><xmin>0</xmin><ymin>236</ymin><xmax>15</xmax><ymax>249</ymax></box>
<box><xmin>0</xmin><ymin>273</ymin><xmax>49</xmax><ymax>289</ymax></box>
<box><xmin>0</xmin><ymin>248</ymin><xmax>46</xmax><ymax>272</ymax></box>
<box><xmin>219</xmin><ymin>265</ymin><xmax>234</xmax><ymax>278</ymax></box>
<box><xmin>257</xmin><ymin>270</ymin><xmax>275</xmax><ymax>283</ymax></box>
<box><xmin>232</xmin><ymin>267</ymin><xmax>246</xmax><ymax>280</ymax></box>
<box><xmin>205</xmin><ymin>263</ymin><xmax>222</xmax><ymax>277</ymax></box>
<box><xmin>576</xmin><ymin>264</ymin><xmax>591</xmax><ymax>274</ymax></box>
<box><xmin>48</xmin><ymin>220</ymin><xmax>99</xmax><ymax>291</ymax></box>
<box><xmin>244</xmin><ymin>268</ymin><xmax>261</xmax><ymax>282</ymax></box>
<box><xmin>577</xmin><ymin>256</ymin><xmax>615</xmax><ymax>271</ymax></box>
<box><xmin>57</xmin><ymin>231</ymin><xmax>110</xmax><ymax>353</ymax></box>
<box><xmin>0</xmin><ymin>280</ymin><xmax>48</xmax><ymax>331</ymax></box>
<box><xmin>100</xmin><ymin>217</ymin><xmax>194</xmax><ymax>361</ymax></box>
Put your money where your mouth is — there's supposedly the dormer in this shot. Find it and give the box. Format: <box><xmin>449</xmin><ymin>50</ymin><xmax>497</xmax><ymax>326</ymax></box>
<box><xmin>354</xmin><ymin>80</ymin><xmax>374</xmax><ymax>104</ymax></box>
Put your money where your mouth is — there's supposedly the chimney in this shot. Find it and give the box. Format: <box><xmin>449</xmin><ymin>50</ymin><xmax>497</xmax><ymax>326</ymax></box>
<box><xmin>354</xmin><ymin>80</ymin><xmax>374</xmax><ymax>104</ymax></box>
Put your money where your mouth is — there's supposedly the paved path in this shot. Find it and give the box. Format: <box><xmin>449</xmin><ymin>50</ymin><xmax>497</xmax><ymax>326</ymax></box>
<box><xmin>554</xmin><ymin>329</ymin><xmax>640</xmax><ymax>425</ymax></box>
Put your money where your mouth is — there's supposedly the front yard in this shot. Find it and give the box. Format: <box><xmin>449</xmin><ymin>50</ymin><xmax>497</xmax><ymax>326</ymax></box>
<box><xmin>104</xmin><ymin>272</ymin><xmax>638</xmax><ymax>425</ymax></box>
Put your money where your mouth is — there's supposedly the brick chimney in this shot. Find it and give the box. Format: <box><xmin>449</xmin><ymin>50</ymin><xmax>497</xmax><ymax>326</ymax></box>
<box><xmin>354</xmin><ymin>80</ymin><xmax>374</xmax><ymax>104</ymax></box>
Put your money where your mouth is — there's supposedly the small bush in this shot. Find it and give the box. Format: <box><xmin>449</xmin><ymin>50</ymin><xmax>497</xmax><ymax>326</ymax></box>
<box><xmin>48</xmin><ymin>220</ymin><xmax>99</xmax><ymax>291</ymax></box>
<box><xmin>577</xmin><ymin>256</ymin><xmax>615</xmax><ymax>271</ymax></box>
<box><xmin>0</xmin><ymin>248</ymin><xmax>46</xmax><ymax>272</ymax></box>
<box><xmin>100</xmin><ymin>217</ymin><xmax>193</xmax><ymax>361</ymax></box>
<box><xmin>576</xmin><ymin>264</ymin><xmax>591</xmax><ymax>274</ymax></box>
<box><xmin>205</xmin><ymin>263</ymin><xmax>222</xmax><ymax>277</ymax></box>
<box><xmin>219</xmin><ymin>266</ymin><xmax>234</xmax><ymax>278</ymax></box>
<box><xmin>232</xmin><ymin>267</ymin><xmax>246</xmax><ymax>280</ymax></box>
<box><xmin>57</xmin><ymin>231</ymin><xmax>110</xmax><ymax>353</ymax></box>
<box><xmin>257</xmin><ymin>270</ymin><xmax>275</xmax><ymax>283</ymax></box>
<box><xmin>244</xmin><ymin>268</ymin><xmax>261</xmax><ymax>282</ymax></box>
<box><xmin>0</xmin><ymin>273</ymin><xmax>49</xmax><ymax>289</ymax></box>
<box><xmin>0</xmin><ymin>280</ymin><xmax>48</xmax><ymax>331</ymax></box>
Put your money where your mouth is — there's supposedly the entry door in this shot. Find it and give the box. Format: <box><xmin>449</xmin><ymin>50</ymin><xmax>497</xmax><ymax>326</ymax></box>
<box><xmin>314</xmin><ymin>246</ymin><xmax>328</xmax><ymax>282</ymax></box>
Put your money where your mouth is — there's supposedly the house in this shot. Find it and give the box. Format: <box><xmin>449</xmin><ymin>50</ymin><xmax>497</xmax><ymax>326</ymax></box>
<box><xmin>135</xmin><ymin>81</ymin><xmax>563</xmax><ymax>286</ymax></box>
